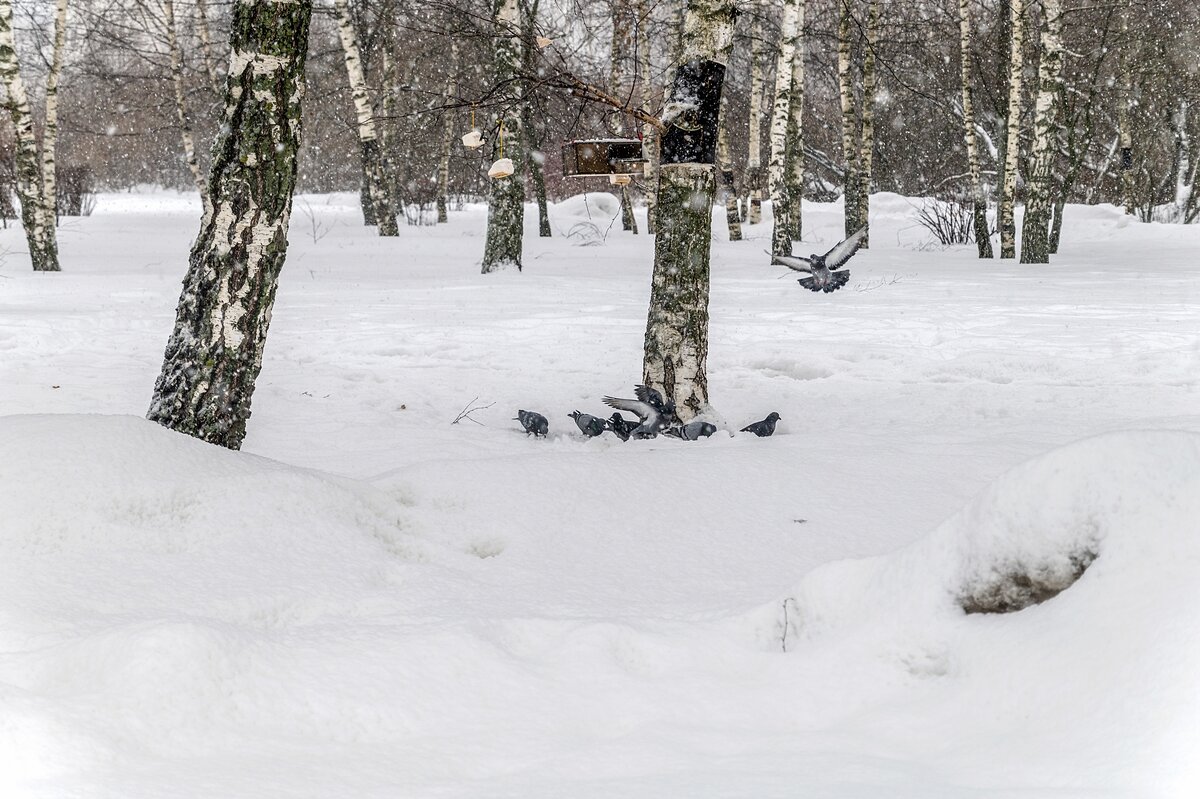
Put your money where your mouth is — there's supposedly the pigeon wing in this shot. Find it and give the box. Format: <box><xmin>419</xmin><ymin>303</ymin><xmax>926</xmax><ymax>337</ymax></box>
<box><xmin>822</xmin><ymin>226</ymin><xmax>867</xmax><ymax>270</ymax></box>
<box><xmin>634</xmin><ymin>384</ymin><xmax>666</xmax><ymax>410</ymax></box>
<box><xmin>770</xmin><ymin>253</ymin><xmax>815</xmax><ymax>274</ymax></box>
<box><xmin>602</xmin><ymin>396</ymin><xmax>654</xmax><ymax>422</ymax></box>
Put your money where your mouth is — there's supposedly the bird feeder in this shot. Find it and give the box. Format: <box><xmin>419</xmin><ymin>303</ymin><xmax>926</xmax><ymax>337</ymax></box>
<box><xmin>461</xmin><ymin>107</ymin><xmax>485</xmax><ymax>150</ymax></box>
<box><xmin>488</xmin><ymin>120</ymin><xmax>514</xmax><ymax>179</ymax></box>
<box><xmin>536</xmin><ymin>35</ymin><xmax>553</xmax><ymax>49</ymax></box>
<box><xmin>609</xmin><ymin>174</ymin><xmax>632</xmax><ymax>186</ymax></box>
<box><xmin>561</xmin><ymin>138</ymin><xmax>646</xmax><ymax>178</ymax></box>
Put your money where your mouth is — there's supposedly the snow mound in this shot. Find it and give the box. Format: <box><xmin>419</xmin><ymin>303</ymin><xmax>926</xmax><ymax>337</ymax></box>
<box><xmin>0</xmin><ymin>415</ymin><xmax>425</xmax><ymax>627</ymax></box>
<box><xmin>552</xmin><ymin>191</ymin><xmax>622</xmax><ymax>220</ymax></box>
<box><xmin>769</xmin><ymin>430</ymin><xmax>1200</xmax><ymax>793</ymax></box>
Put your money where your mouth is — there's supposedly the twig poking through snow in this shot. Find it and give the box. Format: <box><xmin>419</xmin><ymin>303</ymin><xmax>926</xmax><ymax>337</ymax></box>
<box><xmin>853</xmin><ymin>274</ymin><xmax>905</xmax><ymax>292</ymax></box>
<box><xmin>451</xmin><ymin>396</ymin><xmax>495</xmax><ymax>426</ymax></box>
<box><xmin>781</xmin><ymin>597</ymin><xmax>800</xmax><ymax>653</ymax></box>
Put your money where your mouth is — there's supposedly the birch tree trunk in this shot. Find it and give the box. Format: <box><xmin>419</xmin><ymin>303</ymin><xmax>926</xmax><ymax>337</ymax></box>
<box><xmin>636</xmin><ymin>0</ymin><xmax>658</xmax><ymax>233</ymax></box>
<box><xmin>195</xmin><ymin>0</ymin><xmax>221</xmax><ymax>93</ymax></box>
<box><xmin>333</xmin><ymin>0</ymin><xmax>398</xmax><ymax>236</ymax></box>
<box><xmin>1117</xmin><ymin>0</ymin><xmax>1135</xmax><ymax>215</ymax></box>
<box><xmin>717</xmin><ymin>97</ymin><xmax>741</xmax><ymax>240</ymax></box>
<box><xmin>837</xmin><ymin>0</ymin><xmax>860</xmax><ymax>238</ymax></box>
<box><xmin>998</xmin><ymin>0</ymin><xmax>1024</xmax><ymax>259</ymax></box>
<box><xmin>958</xmin><ymin>0</ymin><xmax>993</xmax><ymax>258</ymax></box>
<box><xmin>437</xmin><ymin>40</ymin><xmax>459</xmax><ymax>224</ymax></box>
<box><xmin>745</xmin><ymin>0</ymin><xmax>766</xmax><ymax>224</ymax></box>
<box><xmin>611</xmin><ymin>0</ymin><xmax>638</xmax><ymax>233</ymax></box>
<box><xmin>784</xmin><ymin>0</ymin><xmax>806</xmax><ymax>242</ymax></box>
<box><xmin>40</xmin><ymin>0</ymin><xmax>68</xmax><ymax>222</ymax></box>
<box><xmin>164</xmin><ymin>0</ymin><xmax>210</xmax><ymax>220</ymax></box>
<box><xmin>766</xmin><ymin>0</ymin><xmax>800</xmax><ymax>256</ymax></box>
<box><xmin>482</xmin><ymin>0</ymin><xmax>525</xmax><ymax>272</ymax></box>
<box><xmin>642</xmin><ymin>0</ymin><xmax>737</xmax><ymax>420</ymax></box>
<box><xmin>147</xmin><ymin>0</ymin><xmax>313</xmax><ymax>450</ymax></box>
<box><xmin>0</xmin><ymin>0</ymin><xmax>59</xmax><ymax>271</ymax></box>
<box><xmin>1020</xmin><ymin>0</ymin><xmax>1063</xmax><ymax>264</ymax></box>
<box><xmin>521</xmin><ymin>0</ymin><xmax>551</xmax><ymax>238</ymax></box>
<box><xmin>855</xmin><ymin>0</ymin><xmax>879</xmax><ymax>247</ymax></box>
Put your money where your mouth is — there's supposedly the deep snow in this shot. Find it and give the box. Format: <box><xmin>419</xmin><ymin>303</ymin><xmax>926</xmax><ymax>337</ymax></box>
<box><xmin>1</xmin><ymin>190</ymin><xmax>1199</xmax><ymax>797</ymax></box>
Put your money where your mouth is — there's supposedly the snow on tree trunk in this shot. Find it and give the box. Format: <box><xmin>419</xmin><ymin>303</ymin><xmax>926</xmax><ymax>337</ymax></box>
<box><xmin>611</xmin><ymin>0</ymin><xmax>638</xmax><ymax>234</ymax></box>
<box><xmin>482</xmin><ymin>0</ymin><xmax>525</xmax><ymax>273</ymax></box>
<box><xmin>745</xmin><ymin>0</ymin><xmax>765</xmax><ymax>225</ymax></box>
<box><xmin>766</xmin><ymin>0</ymin><xmax>800</xmax><ymax>256</ymax></box>
<box><xmin>717</xmin><ymin>96</ymin><xmax>741</xmax><ymax>241</ymax></box>
<box><xmin>642</xmin><ymin>0</ymin><xmax>737</xmax><ymax>420</ymax></box>
<box><xmin>1020</xmin><ymin>0</ymin><xmax>1064</xmax><ymax>264</ymax></box>
<box><xmin>0</xmin><ymin>0</ymin><xmax>59</xmax><ymax>272</ymax></box>
<box><xmin>147</xmin><ymin>0</ymin><xmax>313</xmax><ymax>450</ymax></box>
<box><xmin>784</xmin><ymin>0</ymin><xmax>806</xmax><ymax>243</ymax></box>
<box><xmin>958</xmin><ymin>0</ymin><xmax>994</xmax><ymax>259</ymax></box>
<box><xmin>520</xmin><ymin>0</ymin><xmax>550</xmax><ymax>238</ymax></box>
<box><xmin>333</xmin><ymin>0</ymin><xmax>398</xmax><ymax>237</ymax></box>
<box><xmin>437</xmin><ymin>40</ymin><xmax>458</xmax><ymax>224</ymax></box>
<box><xmin>164</xmin><ymin>0</ymin><xmax>211</xmax><ymax>221</ymax></box>
<box><xmin>998</xmin><ymin>0</ymin><xmax>1024</xmax><ymax>259</ymax></box>
<box><xmin>855</xmin><ymin>0</ymin><xmax>878</xmax><ymax>248</ymax></box>
<box><xmin>837</xmin><ymin>0</ymin><xmax>860</xmax><ymax>238</ymax></box>
<box><xmin>41</xmin><ymin>0</ymin><xmax>68</xmax><ymax>223</ymax></box>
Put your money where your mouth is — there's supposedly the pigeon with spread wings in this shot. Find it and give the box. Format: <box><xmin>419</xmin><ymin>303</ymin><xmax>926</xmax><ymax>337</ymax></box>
<box><xmin>770</xmin><ymin>226</ymin><xmax>866</xmax><ymax>293</ymax></box>
<box><xmin>602</xmin><ymin>385</ymin><xmax>678</xmax><ymax>439</ymax></box>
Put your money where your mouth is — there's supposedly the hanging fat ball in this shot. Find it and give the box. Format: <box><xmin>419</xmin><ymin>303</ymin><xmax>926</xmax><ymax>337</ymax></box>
<box><xmin>535</xmin><ymin>35</ymin><xmax>553</xmax><ymax>48</ymax></box>
<box><xmin>461</xmin><ymin>129</ymin><xmax>485</xmax><ymax>149</ymax></box>
<box><xmin>514</xmin><ymin>409</ymin><xmax>549</xmax><ymax>437</ymax></box>
<box><xmin>568</xmin><ymin>410</ymin><xmax>607</xmax><ymax>437</ymax></box>
<box><xmin>664</xmin><ymin>421</ymin><xmax>718</xmax><ymax>440</ymax></box>
<box><xmin>770</xmin><ymin>226</ymin><xmax>867</xmax><ymax>293</ymax></box>
<box><xmin>605</xmin><ymin>413</ymin><xmax>639</xmax><ymax>441</ymax></box>
<box><xmin>602</xmin><ymin>385</ymin><xmax>678</xmax><ymax>439</ymax></box>
<box><xmin>740</xmin><ymin>412</ymin><xmax>781</xmax><ymax>437</ymax></box>
<box><xmin>488</xmin><ymin>158</ymin><xmax>515</xmax><ymax>179</ymax></box>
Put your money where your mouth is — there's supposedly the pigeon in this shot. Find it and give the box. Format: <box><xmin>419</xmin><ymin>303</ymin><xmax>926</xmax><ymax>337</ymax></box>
<box><xmin>664</xmin><ymin>421</ymin><xmax>718</xmax><ymax>440</ymax></box>
<box><xmin>769</xmin><ymin>226</ymin><xmax>866</xmax><ymax>293</ymax></box>
<box><xmin>514</xmin><ymin>409</ymin><xmax>549</xmax><ymax>437</ymax></box>
<box><xmin>740</xmin><ymin>412</ymin><xmax>781</xmax><ymax>437</ymax></box>
<box><xmin>602</xmin><ymin>385</ymin><xmax>678</xmax><ymax>439</ymax></box>
<box><xmin>568</xmin><ymin>410</ymin><xmax>607</xmax><ymax>438</ymax></box>
<box><xmin>605</xmin><ymin>412</ymin><xmax>640</xmax><ymax>441</ymax></box>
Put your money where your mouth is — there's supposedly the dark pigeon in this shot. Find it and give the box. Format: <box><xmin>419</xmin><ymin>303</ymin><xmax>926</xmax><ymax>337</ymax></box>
<box><xmin>770</xmin><ymin>226</ymin><xmax>866</xmax><ymax>293</ymax></box>
<box><xmin>740</xmin><ymin>412</ymin><xmax>781</xmax><ymax>437</ymax></box>
<box><xmin>568</xmin><ymin>410</ymin><xmax>607</xmax><ymax>438</ymax></box>
<box><xmin>514</xmin><ymin>409</ymin><xmax>549</xmax><ymax>437</ymax></box>
<box><xmin>602</xmin><ymin>386</ymin><xmax>678</xmax><ymax>439</ymax></box>
<box><xmin>605</xmin><ymin>413</ymin><xmax>640</xmax><ymax>441</ymax></box>
<box><xmin>664</xmin><ymin>421</ymin><xmax>718</xmax><ymax>441</ymax></box>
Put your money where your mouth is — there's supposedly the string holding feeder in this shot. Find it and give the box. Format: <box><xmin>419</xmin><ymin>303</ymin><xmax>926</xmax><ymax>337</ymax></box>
<box><xmin>488</xmin><ymin>119</ymin><xmax>515</xmax><ymax>179</ymax></box>
<box><xmin>461</xmin><ymin>106</ymin><xmax>484</xmax><ymax>150</ymax></box>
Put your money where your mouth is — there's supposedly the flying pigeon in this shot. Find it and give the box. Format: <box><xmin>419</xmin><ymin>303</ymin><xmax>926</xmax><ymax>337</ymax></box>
<box><xmin>740</xmin><ymin>412</ymin><xmax>781</xmax><ymax>437</ymax></box>
<box><xmin>602</xmin><ymin>385</ymin><xmax>678</xmax><ymax>439</ymax></box>
<box><xmin>514</xmin><ymin>409</ymin><xmax>549</xmax><ymax>437</ymax></box>
<box><xmin>770</xmin><ymin>226</ymin><xmax>866</xmax><ymax>293</ymax></box>
<box><xmin>568</xmin><ymin>410</ymin><xmax>607</xmax><ymax>438</ymax></box>
<box><xmin>664</xmin><ymin>421</ymin><xmax>718</xmax><ymax>441</ymax></box>
<box><xmin>605</xmin><ymin>413</ymin><xmax>640</xmax><ymax>441</ymax></box>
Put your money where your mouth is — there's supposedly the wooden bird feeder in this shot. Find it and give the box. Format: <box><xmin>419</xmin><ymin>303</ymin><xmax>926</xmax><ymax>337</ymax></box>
<box><xmin>561</xmin><ymin>139</ymin><xmax>646</xmax><ymax>178</ymax></box>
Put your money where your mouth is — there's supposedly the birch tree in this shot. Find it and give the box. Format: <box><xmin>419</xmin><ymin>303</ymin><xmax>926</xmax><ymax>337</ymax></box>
<box><xmin>998</xmin><ymin>0</ymin><xmax>1025</xmax><ymax>259</ymax></box>
<box><xmin>194</xmin><ymin>0</ymin><xmax>221</xmax><ymax>93</ymax></box>
<box><xmin>642</xmin><ymin>0</ymin><xmax>737</xmax><ymax>419</ymax></box>
<box><xmin>855</xmin><ymin>0</ymin><xmax>879</xmax><ymax>247</ymax></box>
<box><xmin>521</xmin><ymin>0</ymin><xmax>551</xmax><ymax>238</ymax></box>
<box><xmin>164</xmin><ymin>0</ymin><xmax>210</xmax><ymax>218</ymax></box>
<box><xmin>0</xmin><ymin>0</ymin><xmax>59</xmax><ymax>271</ymax></box>
<box><xmin>610</xmin><ymin>0</ymin><xmax>638</xmax><ymax>233</ymax></box>
<box><xmin>147</xmin><ymin>0</ymin><xmax>314</xmax><ymax>450</ymax></box>
<box><xmin>481</xmin><ymin>0</ymin><xmax>525</xmax><ymax>272</ymax></box>
<box><xmin>784</xmin><ymin>0</ymin><xmax>806</xmax><ymax>242</ymax></box>
<box><xmin>957</xmin><ymin>0</ymin><xmax>994</xmax><ymax>258</ymax></box>
<box><xmin>636</xmin><ymin>0</ymin><xmax>659</xmax><ymax>233</ymax></box>
<box><xmin>437</xmin><ymin>40</ymin><xmax>458</xmax><ymax>224</ymax></box>
<box><xmin>744</xmin><ymin>0</ymin><xmax>766</xmax><ymax>225</ymax></box>
<box><xmin>41</xmin><ymin>0</ymin><xmax>69</xmax><ymax>223</ymax></box>
<box><xmin>1020</xmin><ymin>0</ymin><xmax>1064</xmax><ymax>263</ymax></box>
<box><xmin>717</xmin><ymin>95</ymin><xmax>741</xmax><ymax>240</ymax></box>
<box><xmin>837</xmin><ymin>0</ymin><xmax>860</xmax><ymax>237</ymax></box>
<box><xmin>767</xmin><ymin>0</ymin><xmax>800</xmax><ymax>256</ymax></box>
<box><xmin>333</xmin><ymin>0</ymin><xmax>398</xmax><ymax>236</ymax></box>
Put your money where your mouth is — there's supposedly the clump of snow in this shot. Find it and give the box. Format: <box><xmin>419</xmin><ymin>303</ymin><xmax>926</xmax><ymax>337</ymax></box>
<box><xmin>552</xmin><ymin>191</ymin><xmax>621</xmax><ymax>221</ymax></box>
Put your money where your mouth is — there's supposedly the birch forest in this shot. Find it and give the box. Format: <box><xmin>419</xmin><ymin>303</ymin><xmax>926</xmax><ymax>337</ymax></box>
<box><xmin>1</xmin><ymin>0</ymin><xmax>1196</xmax><ymax>255</ymax></box>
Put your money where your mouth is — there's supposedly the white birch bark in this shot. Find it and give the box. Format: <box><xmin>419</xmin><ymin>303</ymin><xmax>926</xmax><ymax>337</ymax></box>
<box><xmin>195</xmin><ymin>0</ymin><xmax>221</xmax><ymax>93</ymax></box>
<box><xmin>784</xmin><ymin>0</ymin><xmax>806</xmax><ymax>241</ymax></box>
<box><xmin>746</xmin><ymin>0</ymin><xmax>766</xmax><ymax>224</ymax></box>
<box><xmin>0</xmin><ymin>0</ymin><xmax>59</xmax><ymax>271</ymax></box>
<box><xmin>717</xmin><ymin>96</ymin><xmax>741</xmax><ymax>241</ymax></box>
<box><xmin>856</xmin><ymin>0</ymin><xmax>878</xmax><ymax>247</ymax></box>
<box><xmin>482</xmin><ymin>0</ymin><xmax>525</xmax><ymax>272</ymax></box>
<box><xmin>766</xmin><ymin>0</ymin><xmax>800</xmax><ymax>256</ymax></box>
<box><xmin>333</xmin><ymin>0</ymin><xmax>398</xmax><ymax>236</ymax></box>
<box><xmin>611</xmin><ymin>0</ymin><xmax>637</xmax><ymax>233</ymax></box>
<box><xmin>636</xmin><ymin>0</ymin><xmax>660</xmax><ymax>233</ymax></box>
<box><xmin>958</xmin><ymin>0</ymin><xmax>994</xmax><ymax>258</ymax></box>
<box><xmin>1019</xmin><ymin>0</ymin><xmax>1063</xmax><ymax>263</ymax></box>
<box><xmin>437</xmin><ymin>40</ymin><xmax>458</xmax><ymax>224</ymax></box>
<box><xmin>837</xmin><ymin>0</ymin><xmax>859</xmax><ymax>237</ymax></box>
<box><xmin>164</xmin><ymin>0</ymin><xmax>210</xmax><ymax>221</ymax></box>
<box><xmin>1117</xmin><ymin>0</ymin><xmax>1135</xmax><ymax>215</ymax></box>
<box><xmin>41</xmin><ymin>0</ymin><xmax>68</xmax><ymax>222</ymax></box>
<box><xmin>998</xmin><ymin>0</ymin><xmax>1024</xmax><ymax>259</ymax></box>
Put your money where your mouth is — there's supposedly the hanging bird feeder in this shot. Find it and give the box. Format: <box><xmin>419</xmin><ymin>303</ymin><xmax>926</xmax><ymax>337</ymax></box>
<box><xmin>461</xmin><ymin>107</ymin><xmax>485</xmax><ymax>150</ymax></box>
<box><xmin>609</xmin><ymin>174</ymin><xmax>632</xmax><ymax>186</ymax></box>
<box><xmin>535</xmin><ymin>35</ymin><xmax>553</xmax><ymax>49</ymax></box>
<box><xmin>561</xmin><ymin>138</ymin><xmax>646</xmax><ymax>178</ymax></box>
<box><xmin>488</xmin><ymin>120</ymin><xmax>514</xmax><ymax>179</ymax></box>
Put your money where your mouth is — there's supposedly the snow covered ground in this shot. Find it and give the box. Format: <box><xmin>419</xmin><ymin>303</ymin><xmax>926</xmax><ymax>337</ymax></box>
<box><xmin>2</xmin><ymin>189</ymin><xmax>1198</xmax><ymax>797</ymax></box>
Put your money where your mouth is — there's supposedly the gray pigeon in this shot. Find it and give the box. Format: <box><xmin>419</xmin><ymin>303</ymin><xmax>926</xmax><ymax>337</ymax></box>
<box><xmin>568</xmin><ymin>410</ymin><xmax>607</xmax><ymax>437</ymax></box>
<box><xmin>514</xmin><ymin>409</ymin><xmax>549</xmax><ymax>437</ymax></box>
<box><xmin>770</xmin><ymin>226</ymin><xmax>866</xmax><ymax>293</ymax></box>
<box><xmin>664</xmin><ymin>421</ymin><xmax>718</xmax><ymax>440</ymax></box>
<box><xmin>605</xmin><ymin>413</ymin><xmax>640</xmax><ymax>441</ymax></box>
<box><xmin>740</xmin><ymin>412</ymin><xmax>781</xmax><ymax>437</ymax></box>
<box><xmin>602</xmin><ymin>386</ymin><xmax>678</xmax><ymax>439</ymax></box>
